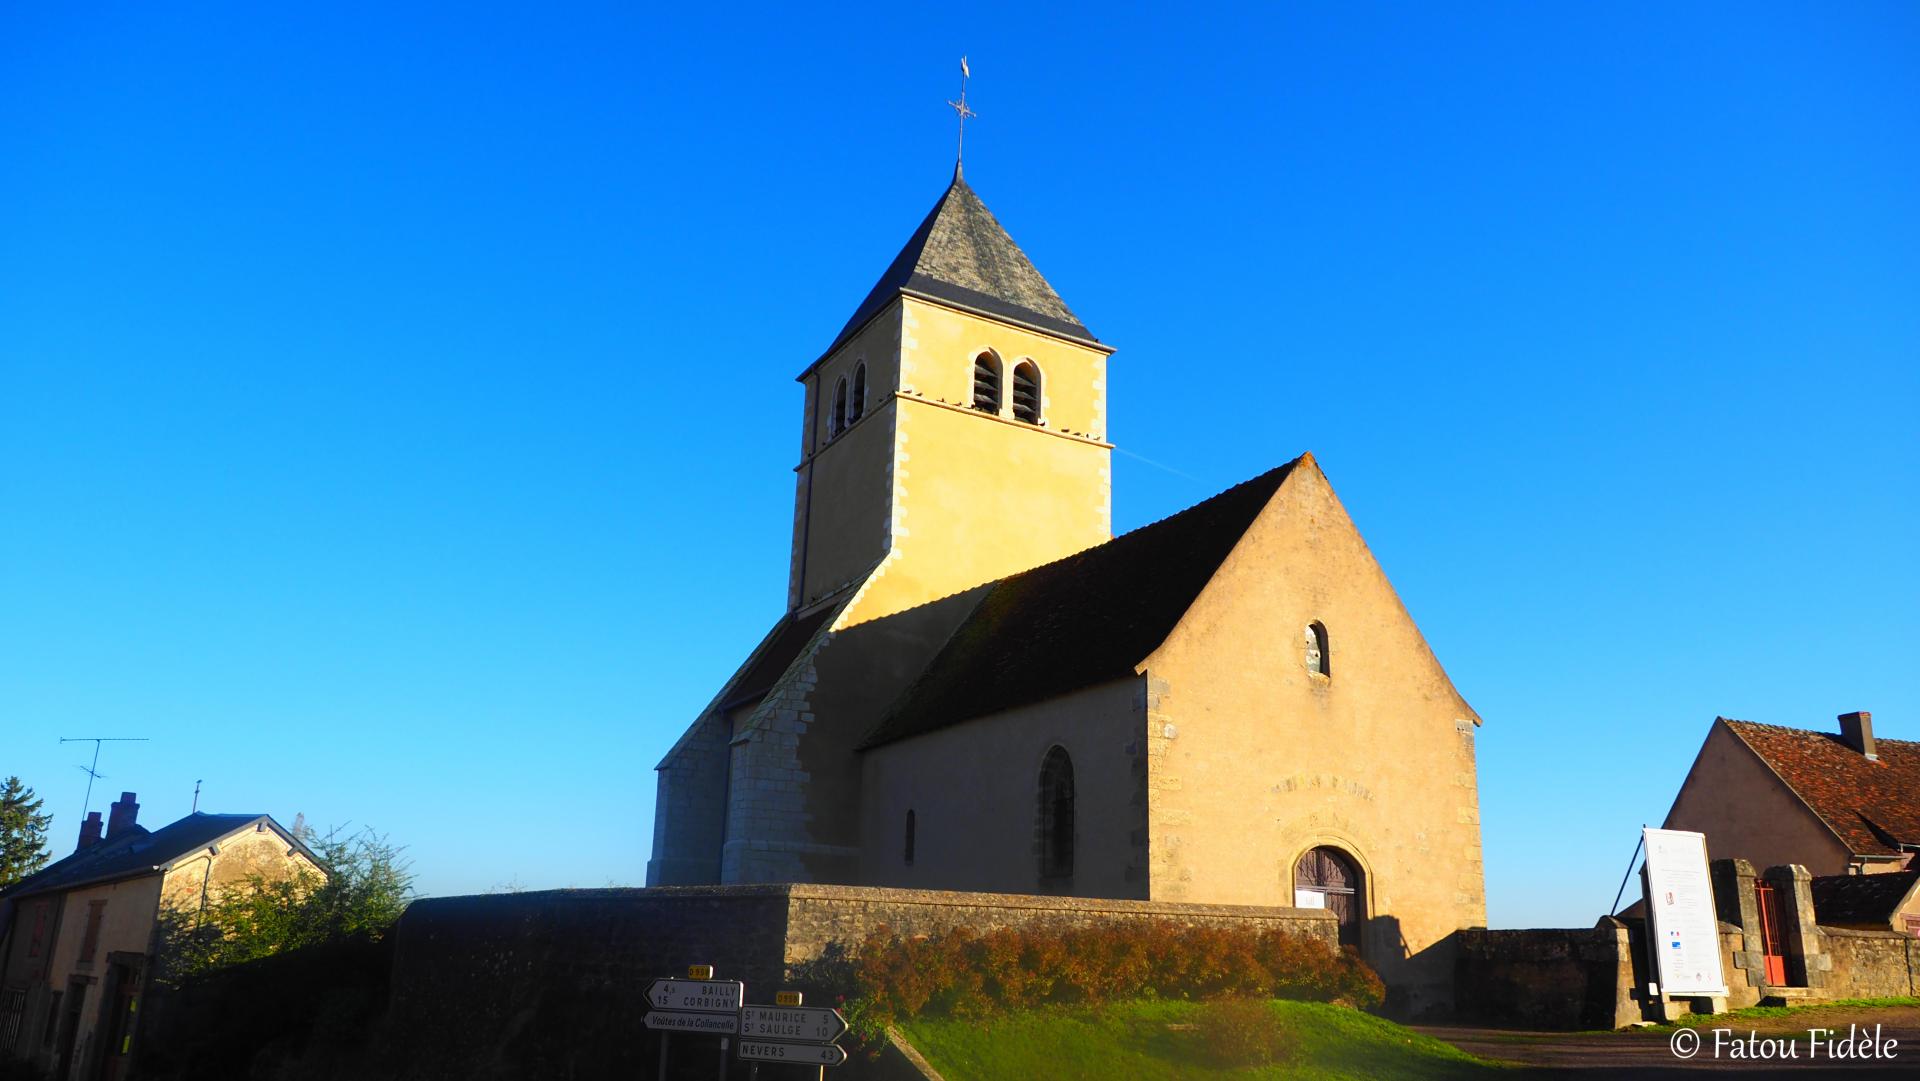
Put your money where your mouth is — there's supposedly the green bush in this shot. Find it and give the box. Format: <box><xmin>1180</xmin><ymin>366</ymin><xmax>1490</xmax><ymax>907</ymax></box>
<box><xmin>156</xmin><ymin>824</ymin><xmax>412</xmax><ymax>982</ymax></box>
<box><xmin>1192</xmin><ymin>998</ymin><xmax>1303</xmax><ymax>1068</ymax></box>
<box><xmin>841</xmin><ymin>919</ymin><xmax>1383</xmax><ymax>1040</ymax></box>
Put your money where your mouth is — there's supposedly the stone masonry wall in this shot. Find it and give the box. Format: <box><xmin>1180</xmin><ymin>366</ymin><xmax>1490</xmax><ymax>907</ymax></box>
<box><xmin>647</xmin><ymin>713</ymin><xmax>730</xmax><ymax>885</ymax></box>
<box><xmin>1455</xmin><ymin>922</ymin><xmax>1639</xmax><ymax>1030</ymax></box>
<box><xmin>780</xmin><ymin>883</ymin><xmax>1339</xmax><ymax>968</ymax></box>
<box><xmin>1823</xmin><ymin>928</ymin><xmax>1920</xmax><ymax>999</ymax></box>
<box><xmin>385</xmin><ymin>885</ymin><xmax>1337</xmax><ymax>1080</ymax></box>
<box><xmin>387</xmin><ymin>888</ymin><xmax>792</xmax><ymax>1080</ymax></box>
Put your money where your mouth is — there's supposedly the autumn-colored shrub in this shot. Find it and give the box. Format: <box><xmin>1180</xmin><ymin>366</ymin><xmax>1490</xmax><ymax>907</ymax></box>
<box><xmin>842</xmin><ymin>919</ymin><xmax>1382</xmax><ymax>1036</ymax></box>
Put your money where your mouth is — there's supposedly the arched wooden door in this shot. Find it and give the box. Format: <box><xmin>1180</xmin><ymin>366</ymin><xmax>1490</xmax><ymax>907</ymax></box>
<box><xmin>1294</xmin><ymin>847</ymin><xmax>1363</xmax><ymax>952</ymax></box>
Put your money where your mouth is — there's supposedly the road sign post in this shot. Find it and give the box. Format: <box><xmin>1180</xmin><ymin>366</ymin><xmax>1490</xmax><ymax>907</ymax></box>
<box><xmin>734</xmin><ymin>991</ymin><xmax>847</xmax><ymax>1073</ymax></box>
<box><xmin>738</xmin><ymin>1006</ymin><xmax>848</xmax><ymax>1044</ymax></box>
<box><xmin>645</xmin><ymin>967</ymin><xmax>743</xmax><ymax>1080</ymax></box>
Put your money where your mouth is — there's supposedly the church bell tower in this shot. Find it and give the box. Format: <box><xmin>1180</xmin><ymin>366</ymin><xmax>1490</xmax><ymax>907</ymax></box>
<box><xmin>788</xmin><ymin>169</ymin><xmax>1116</xmax><ymax>627</ymax></box>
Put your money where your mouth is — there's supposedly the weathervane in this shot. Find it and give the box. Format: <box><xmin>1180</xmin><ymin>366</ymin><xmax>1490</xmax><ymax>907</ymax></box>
<box><xmin>947</xmin><ymin>56</ymin><xmax>976</xmax><ymax>172</ymax></box>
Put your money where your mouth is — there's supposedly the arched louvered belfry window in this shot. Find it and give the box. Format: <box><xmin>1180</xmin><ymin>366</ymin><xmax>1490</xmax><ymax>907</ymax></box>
<box><xmin>1038</xmin><ymin>746</ymin><xmax>1075</xmax><ymax>883</ymax></box>
<box><xmin>1011</xmin><ymin>361</ymin><xmax>1041</xmax><ymax>424</ymax></box>
<box><xmin>904</xmin><ymin>809</ymin><xmax>916</xmax><ymax>865</ymax></box>
<box><xmin>830</xmin><ymin>377</ymin><xmax>849</xmax><ymax>439</ymax></box>
<box><xmin>972</xmin><ymin>352</ymin><xmax>1002</xmax><ymax>414</ymax></box>
<box><xmin>850</xmin><ymin>363</ymin><xmax>867</xmax><ymax>423</ymax></box>
<box><xmin>1305</xmin><ymin>621</ymin><xmax>1330</xmax><ymax>678</ymax></box>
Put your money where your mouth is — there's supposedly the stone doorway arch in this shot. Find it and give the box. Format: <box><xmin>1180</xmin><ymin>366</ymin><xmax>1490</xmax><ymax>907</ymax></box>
<box><xmin>1294</xmin><ymin>845</ymin><xmax>1364</xmax><ymax>953</ymax></box>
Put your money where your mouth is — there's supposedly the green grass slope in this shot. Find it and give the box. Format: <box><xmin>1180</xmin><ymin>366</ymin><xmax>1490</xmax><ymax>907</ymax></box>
<box><xmin>899</xmin><ymin>999</ymin><xmax>1506</xmax><ymax>1080</ymax></box>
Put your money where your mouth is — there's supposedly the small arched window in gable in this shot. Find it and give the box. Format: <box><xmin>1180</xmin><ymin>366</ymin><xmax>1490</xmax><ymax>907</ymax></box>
<box><xmin>830</xmin><ymin>377</ymin><xmax>849</xmax><ymax>439</ymax></box>
<box><xmin>1305</xmin><ymin>621</ymin><xmax>1330</xmax><ymax>678</ymax></box>
<box><xmin>1038</xmin><ymin>746</ymin><xmax>1075</xmax><ymax>881</ymax></box>
<box><xmin>850</xmin><ymin>363</ymin><xmax>867</xmax><ymax>423</ymax></box>
<box><xmin>904</xmin><ymin>809</ymin><xmax>916</xmax><ymax>865</ymax></box>
<box><xmin>1011</xmin><ymin>361</ymin><xmax>1041</xmax><ymax>424</ymax></box>
<box><xmin>972</xmin><ymin>352</ymin><xmax>1002</xmax><ymax>414</ymax></box>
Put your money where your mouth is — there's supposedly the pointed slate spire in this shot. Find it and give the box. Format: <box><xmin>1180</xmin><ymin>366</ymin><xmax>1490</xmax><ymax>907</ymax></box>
<box><xmin>823</xmin><ymin>170</ymin><xmax>1099</xmax><ymax>358</ymax></box>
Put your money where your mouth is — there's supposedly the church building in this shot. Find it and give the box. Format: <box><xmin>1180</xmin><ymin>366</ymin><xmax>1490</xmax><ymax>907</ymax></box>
<box><xmin>648</xmin><ymin>166</ymin><xmax>1487</xmax><ymax>1009</ymax></box>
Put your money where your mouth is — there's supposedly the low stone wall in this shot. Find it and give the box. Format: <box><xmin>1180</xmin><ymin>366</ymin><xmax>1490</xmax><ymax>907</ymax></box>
<box><xmin>385</xmin><ymin>884</ymin><xmax>1335</xmax><ymax>1080</ymax></box>
<box><xmin>1455</xmin><ymin>922</ymin><xmax>1637</xmax><ymax>1030</ymax></box>
<box><xmin>1824</xmin><ymin>928</ymin><xmax>1920</xmax><ymax>999</ymax></box>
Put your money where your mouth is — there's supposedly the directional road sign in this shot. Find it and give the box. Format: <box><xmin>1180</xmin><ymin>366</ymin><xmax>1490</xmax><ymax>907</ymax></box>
<box><xmin>738</xmin><ymin>1040</ymin><xmax>848</xmax><ymax>1067</ymax></box>
<box><xmin>645</xmin><ymin>978</ymin><xmax>744</xmax><ymax>1013</ymax></box>
<box><xmin>738</xmin><ymin>1006</ymin><xmax>847</xmax><ymax>1044</ymax></box>
<box><xmin>644</xmin><ymin>1011</ymin><xmax>739</xmax><ymax>1034</ymax></box>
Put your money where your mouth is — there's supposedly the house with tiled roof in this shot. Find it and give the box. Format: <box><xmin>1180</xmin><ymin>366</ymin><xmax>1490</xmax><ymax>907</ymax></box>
<box><xmin>1664</xmin><ymin>712</ymin><xmax>1919</xmax><ymax>878</ymax></box>
<box><xmin>647</xmin><ymin>167</ymin><xmax>1487</xmax><ymax>1015</ymax></box>
<box><xmin>0</xmin><ymin>793</ymin><xmax>320</xmax><ymax>1081</ymax></box>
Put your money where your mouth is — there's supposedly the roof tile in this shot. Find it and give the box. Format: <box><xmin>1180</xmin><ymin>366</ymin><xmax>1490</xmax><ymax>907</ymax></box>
<box><xmin>1725</xmin><ymin>719</ymin><xmax>1920</xmax><ymax>858</ymax></box>
<box><xmin>860</xmin><ymin>458</ymin><xmax>1298</xmax><ymax>748</ymax></box>
<box><xmin>823</xmin><ymin>171</ymin><xmax>1098</xmax><ymax>358</ymax></box>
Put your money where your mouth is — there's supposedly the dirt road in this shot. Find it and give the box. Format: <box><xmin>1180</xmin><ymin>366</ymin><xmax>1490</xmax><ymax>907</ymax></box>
<box><xmin>1420</xmin><ymin>1006</ymin><xmax>1920</xmax><ymax>1078</ymax></box>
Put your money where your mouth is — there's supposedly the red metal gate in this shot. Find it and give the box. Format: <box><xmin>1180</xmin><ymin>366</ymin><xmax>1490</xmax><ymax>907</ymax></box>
<box><xmin>1754</xmin><ymin>880</ymin><xmax>1787</xmax><ymax>985</ymax></box>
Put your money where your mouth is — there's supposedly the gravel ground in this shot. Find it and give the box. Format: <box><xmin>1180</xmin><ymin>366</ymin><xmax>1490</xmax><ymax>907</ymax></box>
<box><xmin>1418</xmin><ymin>1006</ymin><xmax>1920</xmax><ymax>1079</ymax></box>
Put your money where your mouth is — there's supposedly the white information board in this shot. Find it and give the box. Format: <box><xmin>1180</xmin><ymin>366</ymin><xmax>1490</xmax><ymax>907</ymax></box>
<box><xmin>1642</xmin><ymin>828</ymin><xmax>1727</xmax><ymax>995</ymax></box>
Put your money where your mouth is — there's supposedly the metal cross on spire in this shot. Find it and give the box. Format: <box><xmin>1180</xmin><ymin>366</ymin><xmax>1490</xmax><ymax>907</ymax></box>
<box><xmin>947</xmin><ymin>56</ymin><xmax>976</xmax><ymax>174</ymax></box>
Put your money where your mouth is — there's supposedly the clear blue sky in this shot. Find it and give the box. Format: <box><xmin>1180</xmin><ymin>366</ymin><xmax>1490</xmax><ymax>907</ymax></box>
<box><xmin>3</xmin><ymin>4</ymin><xmax>1914</xmax><ymax>927</ymax></box>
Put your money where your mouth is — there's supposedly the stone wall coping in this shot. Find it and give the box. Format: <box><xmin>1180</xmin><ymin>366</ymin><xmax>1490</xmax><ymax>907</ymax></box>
<box><xmin>1819</xmin><ymin>926</ymin><xmax>1910</xmax><ymax>941</ymax></box>
<box><xmin>783</xmin><ymin>883</ymin><xmax>1338</xmax><ymax>920</ymax></box>
<box><xmin>1460</xmin><ymin>927</ymin><xmax>1633</xmax><ymax>942</ymax></box>
<box><xmin>406</xmin><ymin>884</ymin><xmax>1338</xmax><ymax>922</ymax></box>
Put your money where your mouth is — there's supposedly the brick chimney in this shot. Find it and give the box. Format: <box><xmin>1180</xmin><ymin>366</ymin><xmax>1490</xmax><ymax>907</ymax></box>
<box><xmin>106</xmin><ymin>791</ymin><xmax>140</xmax><ymax>838</ymax></box>
<box><xmin>1839</xmin><ymin>711</ymin><xmax>1877</xmax><ymax>761</ymax></box>
<box><xmin>76</xmin><ymin>811</ymin><xmax>103</xmax><ymax>852</ymax></box>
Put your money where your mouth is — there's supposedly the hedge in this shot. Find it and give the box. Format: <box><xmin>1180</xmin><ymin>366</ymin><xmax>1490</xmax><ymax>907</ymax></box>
<box><xmin>840</xmin><ymin>920</ymin><xmax>1383</xmax><ymax>1033</ymax></box>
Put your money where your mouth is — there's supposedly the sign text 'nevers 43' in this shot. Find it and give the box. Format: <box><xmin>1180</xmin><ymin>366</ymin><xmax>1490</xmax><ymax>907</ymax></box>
<box><xmin>739</xmin><ymin>1041</ymin><xmax>848</xmax><ymax>1067</ymax></box>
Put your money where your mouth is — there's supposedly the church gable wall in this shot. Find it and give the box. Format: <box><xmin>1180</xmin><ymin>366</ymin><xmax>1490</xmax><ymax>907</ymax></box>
<box><xmin>856</xmin><ymin>676</ymin><xmax>1148</xmax><ymax>898</ymax></box>
<box><xmin>1140</xmin><ymin>460</ymin><xmax>1483</xmax><ymax>1015</ymax></box>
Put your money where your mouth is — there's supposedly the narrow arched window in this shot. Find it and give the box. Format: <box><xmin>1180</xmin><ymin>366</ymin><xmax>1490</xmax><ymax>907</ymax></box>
<box><xmin>1011</xmin><ymin>361</ymin><xmax>1041</xmax><ymax>424</ymax></box>
<box><xmin>972</xmin><ymin>352</ymin><xmax>1002</xmax><ymax>414</ymax></box>
<box><xmin>831</xmin><ymin>377</ymin><xmax>849</xmax><ymax>439</ymax></box>
<box><xmin>850</xmin><ymin>363</ymin><xmax>867</xmax><ymax>423</ymax></box>
<box><xmin>1038</xmin><ymin>746</ymin><xmax>1075</xmax><ymax>881</ymax></box>
<box><xmin>904</xmin><ymin>809</ymin><xmax>916</xmax><ymax>865</ymax></box>
<box><xmin>1305</xmin><ymin>622</ymin><xmax>1330</xmax><ymax>677</ymax></box>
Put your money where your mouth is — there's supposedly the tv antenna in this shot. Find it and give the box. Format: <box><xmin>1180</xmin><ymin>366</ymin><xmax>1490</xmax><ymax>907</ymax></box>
<box><xmin>60</xmin><ymin>736</ymin><xmax>150</xmax><ymax>822</ymax></box>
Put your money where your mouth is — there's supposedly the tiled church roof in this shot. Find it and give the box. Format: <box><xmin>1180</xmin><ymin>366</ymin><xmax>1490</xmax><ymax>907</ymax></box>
<box><xmin>1724</xmin><ymin>719</ymin><xmax>1920</xmax><ymax>857</ymax></box>
<box><xmin>861</xmin><ymin>457</ymin><xmax>1302</xmax><ymax>748</ymax></box>
<box><xmin>821</xmin><ymin>169</ymin><xmax>1099</xmax><ymax>359</ymax></box>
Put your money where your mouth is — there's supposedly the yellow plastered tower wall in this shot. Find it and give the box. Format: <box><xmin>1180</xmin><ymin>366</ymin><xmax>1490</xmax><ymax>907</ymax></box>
<box><xmin>789</xmin><ymin>179</ymin><xmax>1115</xmax><ymax>629</ymax></box>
